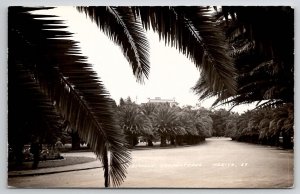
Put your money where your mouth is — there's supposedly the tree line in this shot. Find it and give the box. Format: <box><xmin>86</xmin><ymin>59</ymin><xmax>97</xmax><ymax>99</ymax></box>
<box><xmin>116</xmin><ymin>97</ymin><xmax>213</xmax><ymax>148</ymax></box>
<box><xmin>65</xmin><ymin>99</ymin><xmax>295</xmax><ymax>150</ymax></box>
<box><xmin>210</xmin><ymin>105</ymin><xmax>294</xmax><ymax>149</ymax></box>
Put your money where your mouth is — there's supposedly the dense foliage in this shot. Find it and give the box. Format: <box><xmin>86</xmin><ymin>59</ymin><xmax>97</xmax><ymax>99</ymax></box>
<box><xmin>192</xmin><ymin>6</ymin><xmax>294</xmax><ymax>150</ymax></box>
<box><xmin>223</xmin><ymin>104</ymin><xmax>294</xmax><ymax>149</ymax></box>
<box><xmin>116</xmin><ymin>98</ymin><xmax>213</xmax><ymax>147</ymax></box>
<box><xmin>193</xmin><ymin>6</ymin><xmax>294</xmax><ymax>108</ymax></box>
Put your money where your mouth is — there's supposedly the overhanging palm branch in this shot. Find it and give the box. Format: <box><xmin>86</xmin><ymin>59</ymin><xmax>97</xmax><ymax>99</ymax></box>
<box><xmin>133</xmin><ymin>6</ymin><xmax>236</xmax><ymax>97</ymax></box>
<box><xmin>9</xmin><ymin>7</ymin><xmax>130</xmax><ymax>187</ymax></box>
<box><xmin>193</xmin><ymin>6</ymin><xmax>294</xmax><ymax>108</ymax></box>
<box><xmin>78</xmin><ymin>6</ymin><xmax>238</xmax><ymax>108</ymax></box>
<box><xmin>8</xmin><ymin>64</ymin><xmax>64</xmax><ymax>145</ymax></box>
<box><xmin>77</xmin><ymin>6</ymin><xmax>150</xmax><ymax>82</ymax></box>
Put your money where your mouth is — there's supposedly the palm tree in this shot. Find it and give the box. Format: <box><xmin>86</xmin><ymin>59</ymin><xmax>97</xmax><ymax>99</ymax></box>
<box><xmin>245</xmin><ymin>108</ymin><xmax>280</xmax><ymax>146</ymax></box>
<box><xmin>226</xmin><ymin>106</ymin><xmax>293</xmax><ymax>148</ymax></box>
<box><xmin>210</xmin><ymin>109</ymin><xmax>231</xmax><ymax>136</ymax></box>
<box><xmin>117</xmin><ymin>103</ymin><xmax>153</xmax><ymax>147</ymax></box>
<box><xmin>178</xmin><ymin>108</ymin><xmax>213</xmax><ymax>144</ymax></box>
<box><xmin>196</xmin><ymin>113</ymin><xmax>213</xmax><ymax>139</ymax></box>
<box><xmin>269</xmin><ymin>103</ymin><xmax>294</xmax><ymax>148</ymax></box>
<box><xmin>9</xmin><ymin>6</ymin><xmax>237</xmax><ymax>187</ymax></box>
<box><xmin>245</xmin><ymin>110</ymin><xmax>265</xmax><ymax>143</ymax></box>
<box><xmin>234</xmin><ymin>111</ymin><xmax>252</xmax><ymax>141</ymax></box>
<box><xmin>193</xmin><ymin>6</ymin><xmax>294</xmax><ymax>108</ymax></box>
<box><xmin>152</xmin><ymin>104</ymin><xmax>186</xmax><ymax>146</ymax></box>
<box><xmin>9</xmin><ymin>64</ymin><xmax>64</xmax><ymax>164</ymax></box>
<box><xmin>176</xmin><ymin>109</ymin><xmax>195</xmax><ymax>145</ymax></box>
<box><xmin>140</xmin><ymin>103</ymin><xmax>158</xmax><ymax>146</ymax></box>
<box><xmin>257</xmin><ymin>111</ymin><xmax>274</xmax><ymax>144</ymax></box>
<box><xmin>224</xmin><ymin>113</ymin><xmax>239</xmax><ymax>139</ymax></box>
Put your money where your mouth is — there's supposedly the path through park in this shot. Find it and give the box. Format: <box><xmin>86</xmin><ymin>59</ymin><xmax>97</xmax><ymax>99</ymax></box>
<box><xmin>8</xmin><ymin>138</ymin><xmax>293</xmax><ymax>188</ymax></box>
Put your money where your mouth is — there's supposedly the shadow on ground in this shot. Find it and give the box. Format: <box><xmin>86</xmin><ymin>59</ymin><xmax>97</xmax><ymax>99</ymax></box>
<box><xmin>8</xmin><ymin>156</ymin><xmax>96</xmax><ymax>171</ymax></box>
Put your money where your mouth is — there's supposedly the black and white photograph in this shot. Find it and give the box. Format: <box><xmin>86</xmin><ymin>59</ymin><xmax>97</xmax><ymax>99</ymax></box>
<box><xmin>7</xmin><ymin>5</ymin><xmax>294</xmax><ymax>189</ymax></box>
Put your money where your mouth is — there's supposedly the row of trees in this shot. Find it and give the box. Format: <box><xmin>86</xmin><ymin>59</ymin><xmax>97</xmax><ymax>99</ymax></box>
<box><xmin>60</xmin><ymin>101</ymin><xmax>295</xmax><ymax>150</ymax></box>
<box><xmin>222</xmin><ymin>104</ymin><xmax>294</xmax><ymax>149</ymax></box>
<box><xmin>117</xmin><ymin>98</ymin><xmax>213</xmax><ymax>147</ymax></box>
<box><xmin>117</xmin><ymin>100</ymin><xmax>294</xmax><ymax>149</ymax></box>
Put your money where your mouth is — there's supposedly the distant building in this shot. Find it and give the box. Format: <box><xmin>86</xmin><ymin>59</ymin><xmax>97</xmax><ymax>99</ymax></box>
<box><xmin>146</xmin><ymin>97</ymin><xmax>178</xmax><ymax>107</ymax></box>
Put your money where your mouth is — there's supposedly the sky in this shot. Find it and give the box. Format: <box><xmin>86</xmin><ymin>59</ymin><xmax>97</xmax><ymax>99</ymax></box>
<box><xmin>33</xmin><ymin>7</ymin><xmax>257</xmax><ymax>113</ymax></box>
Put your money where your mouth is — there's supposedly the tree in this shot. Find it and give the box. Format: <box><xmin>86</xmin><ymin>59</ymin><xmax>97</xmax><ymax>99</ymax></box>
<box><xmin>176</xmin><ymin>109</ymin><xmax>195</xmax><ymax>145</ymax></box>
<box><xmin>224</xmin><ymin>113</ymin><xmax>239</xmax><ymax>138</ymax></box>
<box><xmin>265</xmin><ymin>103</ymin><xmax>294</xmax><ymax>148</ymax></box>
<box><xmin>235</xmin><ymin>112</ymin><xmax>249</xmax><ymax>141</ymax></box>
<box><xmin>210</xmin><ymin>109</ymin><xmax>230</xmax><ymax>136</ymax></box>
<box><xmin>178</xmin><ymin>108</ymin><xmax>213</xmax><ymax>144</ymax></box>
<box><xmin>152</xmin><ymin>104</ymin><xmax>185</xmax><ymax>146</ymax></box>
<box><xmin>193</xmin><ymin>6</ymin><xmax>294</xmax><ymax>108</ymax></box>
<box><xmin>196</xmin><ymin>114</ymin><xmax>213</xmax><ymax>139</ymax></box>
<box><xmin>225</xmin><ymin>105</ymin><xmax>294</xmax><ymax>149</ymax></box>
<box><xmin>140</xmin><ymin>103</ymin><xmax>158</xmax><ymax>146</ymax></box>
<box><xmin>117</xmin><ymin>104</ymin><xmax>153</xmax><ymax>147</ymax></box>
<box><xmin>9</xmin><ymin>6</ymin><xmax>237</xmax><ymax>187</ymax></box>
<box><xmin>119</xmin><ymin>98</ymin><xmax>126</xmax><ymax>107</ymax></box>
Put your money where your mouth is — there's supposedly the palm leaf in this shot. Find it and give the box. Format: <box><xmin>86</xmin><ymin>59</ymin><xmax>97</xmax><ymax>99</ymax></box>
<box><xmin>8</xmin><ymin>63</ymin><xmax>64</xmax><ymax>144</ymax></box>
<box><xmin>9</xmin><ymin>7</ymin><xmax>130</xmax><ymax>187</ymax></box>
<box><xmin>134</xmin><ymin>6</ymin><xmax>236</xmax><ymax>96</ymax></box>
<box><xmin>77</xmin><ymin>6</ymin><xmax>150</xmax><ymax>82</ymax></box>
<box><xmin>195</xmin><ymin>7</ymin><xmax>294</xmax><ymax>109</ymax></box>
<box><xmin>118</xmin><ymin>104</ymin><xmax>153</xmax><ymax>136</ymax></box>
<box><xmin>152</xmin><ymin>104</ymin><xmax>186</xmax><ymax>136</ymax></box>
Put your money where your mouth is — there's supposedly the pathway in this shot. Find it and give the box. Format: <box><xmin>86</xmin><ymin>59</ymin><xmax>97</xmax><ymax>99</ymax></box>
<box><xmin>8</xmin><ymin>138</ymin><xmax>294</xmax><ymax>188</ymax></box>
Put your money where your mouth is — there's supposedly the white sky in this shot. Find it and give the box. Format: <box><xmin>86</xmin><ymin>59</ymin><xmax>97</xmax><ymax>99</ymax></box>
<box><xmin>33</xmin><ymin>6</ymin><xmax>257</xmax><ymax>113</ymax></box>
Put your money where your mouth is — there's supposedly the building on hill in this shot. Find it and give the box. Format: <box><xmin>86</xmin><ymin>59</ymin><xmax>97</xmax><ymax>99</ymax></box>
<box><xmin>146</xmin><ymin>97</ymin><xmax>178</xmax><ymax>107</ymax></box>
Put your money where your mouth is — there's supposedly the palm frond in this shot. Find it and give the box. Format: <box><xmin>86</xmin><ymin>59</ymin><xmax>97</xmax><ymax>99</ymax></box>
<box><xmin>118</xmin><ymin>105</ymin><xmax>153</xmax><ymax>136</ymax></box>
<box><xmin>9</xmin><ymin>7</ymin><xmax>130</xmax><ymax>187</ymax></box>
<box><xmin>8</xmin><ymin>63</ymin><xmax>64</xmax><ymax>144</ymax></box>
<box><xmin>77</xmin><ymin>6</ymin><xmax>150</xmax><ymax>82</ymax></box>
<box><xmin>133</xmin><ymin>6</ymin><xmax>236</xmax><ymax>97</ymax></box>
<box><xmin>140</xmin><ymin>103</ymin><xmax>157</xmax><ymax>117</ymax></box>
<box><xmin>152</xmin><ymin>104</ymin><xmax>187</xmax><ymax>136</ymax></box>
<box><xmin>196</xmin><ymin>7</ymin><xmax>294</xmax><ymax>109</ymax></box>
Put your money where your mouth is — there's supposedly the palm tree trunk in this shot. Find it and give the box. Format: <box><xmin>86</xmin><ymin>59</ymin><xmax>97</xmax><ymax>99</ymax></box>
<box><xmin>160</xmin><ymin>135</ymin><xmax>167</xmax><ymax>147</ymax></box>
<box><xmin>72</xmin><ymin>131</ymin><xmax>81</xmax><ymax>150</ymax></box>
<box><xmin>176</xmin><ymin>136</ymin><xmax>182</xmax><ymax>146</ymax></box>
<box><xmin>170</xmin><ymin>136</ymin><xmax>175</xmax><ymax>145</ymax></box>
<box><xmin>103</xmin><ymin>146</ymin><xmax>109</xmax><ymax>187</ymax></box>
<box><xmin>147</xmin><ymin>139</ymin><xmax>153</xmax><ymax>146</ymax></box>
<box><xmin>130</xmin><ymin>135</ymin><xmax>139</xmax><ymax>147</ymax></box>
<box><xmin>282</xmin><ymin>131</ymin><xmax>292</xmax><ymax>149</ymax></box>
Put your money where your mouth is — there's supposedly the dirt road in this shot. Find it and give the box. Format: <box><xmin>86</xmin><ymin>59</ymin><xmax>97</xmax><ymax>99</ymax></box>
<box><xmin>8</xmin><ymin>138</ymin><xmax>293</xmax><ymax>188</ymax></box>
